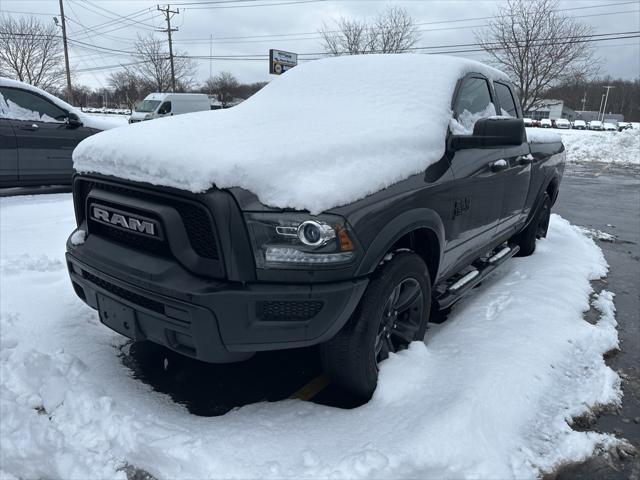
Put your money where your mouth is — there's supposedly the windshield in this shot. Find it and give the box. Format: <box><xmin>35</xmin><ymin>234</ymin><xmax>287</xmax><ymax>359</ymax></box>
<box><xmin>135</xmin><ymin>100</ymin><xmax>161</xmax><ymax>113</ymax></box>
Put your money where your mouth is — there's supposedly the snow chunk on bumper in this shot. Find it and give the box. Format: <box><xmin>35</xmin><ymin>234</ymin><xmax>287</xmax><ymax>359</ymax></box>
<box><xmin>73</xmin><ymin>54</ymin><xmax>508</xmax><ymax>214</ymax></box>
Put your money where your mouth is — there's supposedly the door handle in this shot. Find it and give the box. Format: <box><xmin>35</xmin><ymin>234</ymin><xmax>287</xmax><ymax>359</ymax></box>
<box><xmin>21</xmin><ymin>123</ymin><xmax>39</xmax><ymax>131</ymax></box>
<box><xmin>489</xmin><ymin>159</ymin><xmax>508</xmax><ymax>172</ymax></box>
<box><xmin>518</xmin><ymin>154</ymin><xmax>534</xmax><ymax>165</ymax></box>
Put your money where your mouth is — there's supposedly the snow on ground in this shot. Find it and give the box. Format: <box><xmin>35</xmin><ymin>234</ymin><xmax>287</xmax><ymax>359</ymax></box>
<box><xmin>0</xmin><ymin>193</ymin><xmax>621</xmax><ymax>479</ymax></box>
<box><xmin>557</xmin><ymin>128</ymin><xmax>639</xmax><ymax>165</ymax></box>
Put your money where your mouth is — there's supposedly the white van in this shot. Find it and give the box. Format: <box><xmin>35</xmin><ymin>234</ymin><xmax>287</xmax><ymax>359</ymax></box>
<box><xmin>129</xmin><ymin>93</ymin><xmax>209</xmax><ymax>124</ymax></box>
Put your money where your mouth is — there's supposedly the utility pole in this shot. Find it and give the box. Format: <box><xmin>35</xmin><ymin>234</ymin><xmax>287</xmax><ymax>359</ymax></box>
<box><xmin>581</xmin><ymin>92</ymin><xmax>587</xmax><ymax>112</ymax></box>
<box><xmin>601</xmin><ymin>85</ymin><xmax>615</xmax><ymax>123</ymax></box>
<box><xmin>58</xmin><ymin>0</ymin><xmax>73</xmax><ymax>105</ymax></box>
<box><xmin>209</xmin><ymin>33</ymin><xmax>213</xmax><ymax>80</ymax></box>
<box><xmin>597</xmin><ymin>94</ymin><xmax>606</xmax><ymax>122</ymax></box>
<box><xmin>157</xmin><ymin>5</ymin><xmax>179</xmax><ymax>92</ymax></box>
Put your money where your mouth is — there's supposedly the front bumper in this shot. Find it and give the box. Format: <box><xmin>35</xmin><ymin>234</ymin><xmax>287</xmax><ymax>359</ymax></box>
<box><xmin>66</xmin><ymin>248</ymin><xmax>368</xmax><ymax>363</ymax></box>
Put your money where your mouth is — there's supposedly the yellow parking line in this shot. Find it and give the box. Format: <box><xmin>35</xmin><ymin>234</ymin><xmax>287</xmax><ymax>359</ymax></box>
<box><xmin>289</xmin><ymin>374</ymin><xmax>330</xmax><ymax>401</ymax></box>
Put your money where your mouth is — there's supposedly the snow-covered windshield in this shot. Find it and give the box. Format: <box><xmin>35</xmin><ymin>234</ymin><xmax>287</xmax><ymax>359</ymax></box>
<box><xmin>135</xmin><ymin>100</ymin><xmax>161</xmax><ymax>113</ymax></box>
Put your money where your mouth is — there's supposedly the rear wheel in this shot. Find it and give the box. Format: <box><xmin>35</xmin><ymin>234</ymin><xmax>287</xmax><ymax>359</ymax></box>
<box><xmin>320</xmin><ymin>252</ymin><xmax>431</xmax><ymax>399</ymax></box>
<box><xmin>513</xmin><ymin>192</ymin><xmax>551</xmax><ymax>257</ymax></box>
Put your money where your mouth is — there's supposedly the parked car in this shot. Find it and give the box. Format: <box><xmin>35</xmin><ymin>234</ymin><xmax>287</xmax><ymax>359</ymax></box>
<box><xmin>588</xmin><ymin>120</ymin><xmax>603</xmax><ymax>131</ymax></box>
<box><xmin>0</xmin><ymin>77</ymin><xmax>123</xmax><ymax>187</ymax></box>
<box><xmin>531</xmin><ymin>119</ymin><xmax>541</xmax><ymax>127</ymax></box>
<box><xmin>129</xmin><ymin>93</ymin><xmax>210</xmax><ymax>124</ymax></box>
<box><xmin>540</xmin><ymin>118</ymin><xmax>553</xmax><ymax>128</ymax></box>
<box><xmin>573</xmin><ymin>119</ymin><xmax>587</xmax><ymax>130</ymax></box>
<box><xmin>523</xmin><ymin>117</ymin><xmax>533</xmax><ymax>127</ymax></box>
<box><xmin>67</xmin><ymin>55</ymin><xmax>565</xmax><ymax>398</ymax></box>
<box><xmin>555</xmin><ymin>118</ymin><xmax>571</xmax><ymax>129</ymax></box>
<box><xmin>603</xmin><ymin>122</ymin><xmax>617</xmax><ymax>131</ymax></box>
<box><xmin>617</xmin><ymin>121</ymin><xmax>632</xmax><ymax>131</ymax></box>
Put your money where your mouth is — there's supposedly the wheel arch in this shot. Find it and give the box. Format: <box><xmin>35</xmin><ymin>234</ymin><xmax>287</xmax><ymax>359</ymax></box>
<box><xmin>355</xmin><ymin>208</ymin><xmax>444</xmax><ymax>285</ymax></box>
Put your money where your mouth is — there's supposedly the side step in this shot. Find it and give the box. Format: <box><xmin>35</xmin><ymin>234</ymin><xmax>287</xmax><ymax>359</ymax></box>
<box><xmin>435</xmin><ymin>244</ymin><xmax>520</xmax><ymax>311</ymax></box>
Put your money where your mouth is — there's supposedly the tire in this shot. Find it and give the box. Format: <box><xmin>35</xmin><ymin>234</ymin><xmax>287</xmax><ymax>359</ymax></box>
<box><xmin>513</xmin><ymin>192</ymin><xmax>552</xmax><ymax>257</ymax></box>
<box><xmin>320</xmin><ymin>252</ymin><xmax>431</xmax><ymax>399</ymax></box>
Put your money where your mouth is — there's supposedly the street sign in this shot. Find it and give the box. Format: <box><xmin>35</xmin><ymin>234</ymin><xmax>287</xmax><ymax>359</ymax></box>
<box><xmin>269</xmin><ymin>49</ymin><xmax>297</xmax><ymax>75</ymax></box>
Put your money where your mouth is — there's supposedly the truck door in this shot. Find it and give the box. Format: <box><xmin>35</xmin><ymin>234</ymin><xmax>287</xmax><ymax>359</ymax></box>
<box><xmin>0</xmin><ymin>87</ymin><xmax>88</xmax><ymax>185</ymax></box>
<box><xmin>0</xmin><ymin>117</ymin><xmax>18</xmax><ymax>186</ymax></box>
<box><xmin>493</xmin><ymin>82</ymin><xmax>532</xmax><ymax>234</ymax></box>
<box><xmin>157</xmin><ymin>101</ymin><xmax>172</xmax><ymax>117</ymax></box>
<box><xmin>446</xmin><ymin>75</ymin><xmax>507</xmax><ymax>262</ymax></box>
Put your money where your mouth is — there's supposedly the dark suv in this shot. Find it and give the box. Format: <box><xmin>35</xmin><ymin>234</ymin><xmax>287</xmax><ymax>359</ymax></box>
<box><xmin>66</xmin><ymin>57</ymin><xmax>565</xmax><ymax>398</ymax></box>
<box><xmin>0</xmin><ymin>77</ymin><xmax>116</xmax><ymax>187</ymax></box>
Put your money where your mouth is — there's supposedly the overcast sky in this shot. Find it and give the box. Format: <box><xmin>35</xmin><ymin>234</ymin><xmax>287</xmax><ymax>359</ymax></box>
<box><xmin>2</xmin><ymin>0</ymin><xmax>639</xmax><ymax>89</ymax></box>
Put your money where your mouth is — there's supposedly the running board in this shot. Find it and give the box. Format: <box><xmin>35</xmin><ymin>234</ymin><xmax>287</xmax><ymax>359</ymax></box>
<box><xmin>435</xmin><ymin>244</ymin><xmax>520</xmax><ymax>310</ymax></box>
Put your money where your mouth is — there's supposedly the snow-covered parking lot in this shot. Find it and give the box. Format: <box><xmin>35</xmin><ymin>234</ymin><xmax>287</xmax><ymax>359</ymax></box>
<box><xmin>0</xmin><ymin>192</ymin><xmax>624</xmax><ymax>479</ymax></box>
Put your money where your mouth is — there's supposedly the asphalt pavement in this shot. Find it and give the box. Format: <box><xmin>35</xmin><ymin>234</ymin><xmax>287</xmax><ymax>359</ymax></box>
<box><xmin>550</xmin><ymin>162</ymin><xmax>640</xmax><ymax>480</ymax></box>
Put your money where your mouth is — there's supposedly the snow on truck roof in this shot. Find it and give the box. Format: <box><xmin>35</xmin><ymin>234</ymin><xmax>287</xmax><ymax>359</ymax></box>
<box><xmin>74</xmin><ymin>54</ymin><xmax>509</xmax><ymax>213</ymax></box>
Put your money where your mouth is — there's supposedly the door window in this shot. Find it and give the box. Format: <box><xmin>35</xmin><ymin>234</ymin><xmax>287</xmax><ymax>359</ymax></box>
<box><xmin>159</xmin><ymin>101</ymin><xmax>171</xmax><ymax>114</ymax></box>
<box><xmin>494</xmin><ymin>82</ymin><xmax>519</xmax><ymax>118</ymax></box>
<box><xmin>451</xmin><ymin>77</ymin><xmax>495</xmax><ymax>135</ymax></box>
<box><xmin>0</xmin><ymin>87</ymin><xmax>67</xmax><ymax>122</ymax></box>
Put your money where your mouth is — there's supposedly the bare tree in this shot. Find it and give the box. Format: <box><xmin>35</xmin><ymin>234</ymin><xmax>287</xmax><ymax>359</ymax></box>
<box><xmin>0</xmin><ymin>15</ymin><xmax>66</xmax><ymax>91</ymax></box>
<box><xmin>320</xmin><ymin>6</ymin><xmax>419</xmax><ymax>56</ymax></box>
<box><xmin>127</xmin><ymin>34</ymin><xmax>196</xmax><ymax>92</ymax></box>
<box><xmin>108</xmin><ymin>70</ymin><xmax>154</xmax><ymax>109</ymax></box>
<box><xmin>475</xmin><ymin>0</ymin><xmax>599</xmax><ymax>112</ymax></box>
<box><xmin>207</xmin><ymin>72</ymin><xmax>239</xmax><ymax>107</ymax></box>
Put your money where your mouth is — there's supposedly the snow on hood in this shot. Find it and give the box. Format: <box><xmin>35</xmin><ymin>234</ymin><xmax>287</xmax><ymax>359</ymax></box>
<box><xmin>73</xmin><ymin>54</ymin><xmax>509</xmax><ymax>213</ymax></box>
<box><xmin>0</xmin><ymin>77</ymin><xmax>123</xmax><ymax>131</ymax></box>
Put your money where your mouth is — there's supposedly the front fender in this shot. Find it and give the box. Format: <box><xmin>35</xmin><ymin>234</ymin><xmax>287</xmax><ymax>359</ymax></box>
<box><xmin>355</xmin><ymin>208</ymin><xmax>445</xmax><ymax>277</ymax></box>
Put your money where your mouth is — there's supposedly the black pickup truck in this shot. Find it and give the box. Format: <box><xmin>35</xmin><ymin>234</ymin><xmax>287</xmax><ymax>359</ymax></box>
<box><xmin>66</xmin><ymin>56</ymin><xmax>565</xmax><ymax>398</ymax></box>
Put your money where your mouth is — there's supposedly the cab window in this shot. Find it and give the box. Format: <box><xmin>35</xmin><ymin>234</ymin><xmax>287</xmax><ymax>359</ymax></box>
<box><xmin>494</xmin><ymin>82</ymin><xmax>519</xmax><ymax>118</ymax></box>
<box><xmin>0</xmin><ymin>87</ymin><xmax>67</xmax><ymax>122</ymax></box>
<box><xmin>451</xmin><ymin>77</ymin><xmax>495</xmax><ymax>135</ymax></box>
<box><xmin>159</xmin><ymin>101</ymin><xmax>171</xmax><ymax>114</ymax></box>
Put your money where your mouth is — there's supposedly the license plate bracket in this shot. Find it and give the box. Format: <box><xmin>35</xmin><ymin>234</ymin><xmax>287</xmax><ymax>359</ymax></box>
<box><xmin>97</xmin><ymin>293</ymin><xmax>141</xmax><ymax>340</ymax></box>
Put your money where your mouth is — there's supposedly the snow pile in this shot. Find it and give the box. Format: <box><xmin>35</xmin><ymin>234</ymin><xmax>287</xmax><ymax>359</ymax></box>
<box><xmin>526</xmin><ymin>127</ymin><xmax>562</xmax><ymax>144</ymax></box>
<box><xmin>0</xmin><ymin>77</ymin><xmax>124</xmax><ymax>131</ymax></box>
<box><xmin>0</xmin><ymin>193</ymin><xmax>621</xmax><ymax>479</ymax></box>
<box><xmin>73</xmin><ymin>55</ymin><xmax>509</xmax><ymax>214</ymax></box>
<box><xmin>558</xmin><ymin>128</ymin><xmax>640</xmax><ymax>165</ymax></box>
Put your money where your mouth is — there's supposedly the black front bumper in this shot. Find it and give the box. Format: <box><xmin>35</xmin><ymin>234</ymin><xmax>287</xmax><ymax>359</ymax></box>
<box><xmin>67</xmin><ymin>249</ymin><xmax>368</xmax><ymax>363</ymax></box>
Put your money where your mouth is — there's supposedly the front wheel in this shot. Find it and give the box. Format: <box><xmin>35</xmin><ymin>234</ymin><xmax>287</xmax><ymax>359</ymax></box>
<box><xmin>513</xmin><ymin>192</ymin><xmax>551</xmax><ymax>257</ymax></box>
<box><xmin>320</xmin><ymin>252</ymin><xmax>431</xmax><ymax>399</ymax></box>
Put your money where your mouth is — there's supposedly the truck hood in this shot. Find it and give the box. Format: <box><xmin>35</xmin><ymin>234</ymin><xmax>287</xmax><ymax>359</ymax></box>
<box><xmin>73</xmin><ymin>54</ymin><xmax>509</xmax><ymax>214</ymax></box>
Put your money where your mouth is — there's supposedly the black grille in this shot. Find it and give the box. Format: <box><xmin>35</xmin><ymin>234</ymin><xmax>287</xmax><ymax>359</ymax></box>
<box><xmin>257</xmin><ymin>300</ymin><xmax>323</xmax><ymax>322</ymax></box>
<box><xmin>89</xmin><ymin>221</ymin><xmax>171</xmax><ymax>257</ymax></box>
<box><xmin>76</xmin><ymin>179</ymin><xmax>219</xmax><ymax>260</ymax></box>
<box><xmin>82</xmin><ymin>270</ymin><xmax>164</xmax><ymax>314</ymax></box>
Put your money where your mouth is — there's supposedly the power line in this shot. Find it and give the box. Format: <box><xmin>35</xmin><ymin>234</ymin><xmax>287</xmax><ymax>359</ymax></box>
<box><xmin>172</xmin><ymin>0</ymin><xmax>639</xmax><ymax>42</ymax></box>
<box><xmin>183</xmin><ymin>0</ymin><xmax>326</xmax><ymax>9</ymax></box>
<box><xmin>177</xmin><ymin>32</ymin><xmax>640</xmax><ymax>60</ymax></box>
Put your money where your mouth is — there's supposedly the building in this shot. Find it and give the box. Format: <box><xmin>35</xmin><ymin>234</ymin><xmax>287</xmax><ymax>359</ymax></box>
<box><xmin>574</xmin><ymin>110</ymin><xmax>625</xmax><ymax>122</ymax></box>
<box><xmin>525</xmin><ymin>99</ymin><xmax>576</xmax><ymax>121</ymax></box>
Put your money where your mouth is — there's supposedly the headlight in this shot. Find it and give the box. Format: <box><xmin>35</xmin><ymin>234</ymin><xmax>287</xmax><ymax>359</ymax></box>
<box><xmin>244</xmin><ymin>213</ymin><xmax>357</xmax><ymax>269</ymax></box>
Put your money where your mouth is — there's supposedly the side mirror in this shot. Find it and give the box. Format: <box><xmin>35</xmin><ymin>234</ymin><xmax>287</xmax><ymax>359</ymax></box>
<box><xmin>450</xmin><ymin>117</ymin><xmax>526</xmax><ymax>151</ymax></box>
<box><xmin>158</xmin><ymin>109</ymin><xmax>166</xmax><ymax>115</ymax></box>
<box><xmin>66</xmin><ymin>112</ymin><xmax>83</xmax><ymax>128</ymax></box>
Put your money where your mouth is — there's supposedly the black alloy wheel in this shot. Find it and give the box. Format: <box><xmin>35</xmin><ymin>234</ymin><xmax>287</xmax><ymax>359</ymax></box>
<box><xmin>375</xmin><ymin>278</ymin><xmax>424</xmax><ymax>363</ymax></box>
<box><xmin>321</xmin><ymin>252</ymin><xmax>431</xmax><ymax>399</ymax></box>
